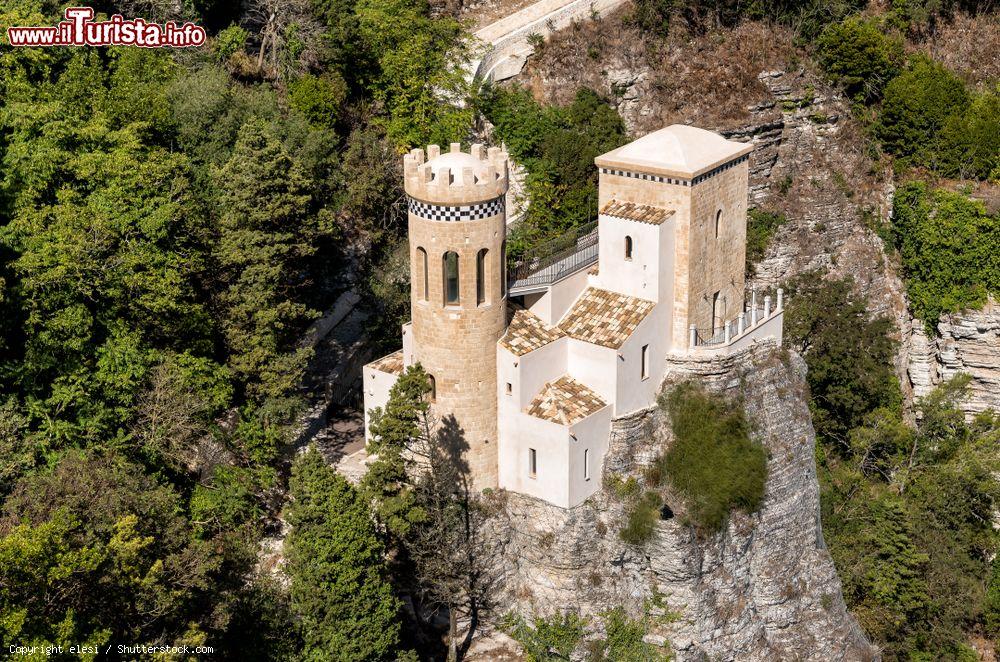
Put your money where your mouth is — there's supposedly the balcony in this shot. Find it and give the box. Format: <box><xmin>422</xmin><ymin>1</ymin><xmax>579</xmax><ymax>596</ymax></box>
<box><xmin>509</xmin><ymin>221</ymin><xmax>598</xmax><ymax>296</ymax></box>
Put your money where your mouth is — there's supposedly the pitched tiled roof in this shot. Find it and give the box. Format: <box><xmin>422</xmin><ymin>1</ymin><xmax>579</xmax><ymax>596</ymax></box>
<box><xmin>526</xmin><ymin>375</ymin><xmax>607</xmax><ymax>425</ymax></box>
<box><xmin>369</xmin><ymin>349</ymin><xmax>404</xmax><ymax>375</ymax></box>
<box><xmin>558</xmin><ymin>288</ymin><xmax>655</xmax><ymax>349</ymax></box>
<box><xmin>600</xmin><ymin>200</ymin><xmax>675</xmax><ymax>225</ymax></box>
<box><xmin>500</xmin><ymin>309</ymin><xmax>566</xmax><ymax>356</ymax></box>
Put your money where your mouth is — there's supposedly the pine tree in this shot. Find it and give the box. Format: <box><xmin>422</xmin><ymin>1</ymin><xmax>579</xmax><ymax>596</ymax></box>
<box><xmin>286</xmin><ymin>447</ymin><xmax>403</xmax><ymax>661</ymax></box>
<box><xmin>214</xmin><ymin>118</ymin><xmax>318</xmax><ymax>402</ymax></box>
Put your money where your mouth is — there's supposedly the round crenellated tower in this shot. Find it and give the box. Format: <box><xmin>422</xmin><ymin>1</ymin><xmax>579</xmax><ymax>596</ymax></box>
<box><xmin>403</xmin><ymin>142</ymin><xmax>509</xmax><ymax>489</ymax></box>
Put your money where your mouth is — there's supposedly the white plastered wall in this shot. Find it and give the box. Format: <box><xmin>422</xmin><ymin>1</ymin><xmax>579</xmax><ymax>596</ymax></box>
<box><xmin>525</xmin><ymin>268</ymin><xmax>591</xmax><ymax>326</ymax></box>
<box><xmin>567</xmin><ymin>406</ymin><xmax>613</xmax><ymax>507</ymax></box>
<box><xmin>363</xmin><ymin>367</ymin><xmax>399</xmax><ymax>443</ymax></box>
<box><xmin>596</xmin><ymin>215</ymin><xmax>663</xmax><ymax>302</ymax></box>
<box><xmin>498</xmin><ymin>408</ymin><xmax>571</xmax><ymax>507</ymax></box>
<box><xmin>566</xmin><ymin>339</ymin><xmax>618</xmax><ymax>408</ymax></box>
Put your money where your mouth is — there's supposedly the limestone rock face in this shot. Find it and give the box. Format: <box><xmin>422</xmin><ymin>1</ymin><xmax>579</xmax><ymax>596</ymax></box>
<box><xmin>491</xmin><ymin>343</ymin><xmax>877</xmax><ymax>661</ymax></box>
<box><xmin>907</xmin><ymin>298</ymin><xmax>1000</xmax><ymax>417</ymax></box>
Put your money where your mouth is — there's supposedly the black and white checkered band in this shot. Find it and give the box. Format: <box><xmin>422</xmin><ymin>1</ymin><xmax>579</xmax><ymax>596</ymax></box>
<box><xmin>600</xmin><ymin>154</ymin><xmax>749</xmax><ymax>187</ymax></box>
<box><xmin>407</xmin><ymin>195</ymin><xmax>505</xmax><ymax>221</ymax></box>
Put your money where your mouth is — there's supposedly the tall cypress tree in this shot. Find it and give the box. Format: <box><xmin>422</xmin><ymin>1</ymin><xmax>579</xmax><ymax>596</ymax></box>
<box><xmin>286</xmin><ymin>447</ymin><xmax>403</xmax><ymax>661</ymax></box>
<box><xmin>214</xmin><ymin>118</ymin><xmax>318</xmax><ymax>402</ymax></box>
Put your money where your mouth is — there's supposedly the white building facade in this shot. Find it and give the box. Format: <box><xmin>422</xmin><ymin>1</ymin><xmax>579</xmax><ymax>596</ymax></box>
<box><xmin>364</xmin><ymin>125</ymin><xmax>784</xmax><ymax>509</ymax></box>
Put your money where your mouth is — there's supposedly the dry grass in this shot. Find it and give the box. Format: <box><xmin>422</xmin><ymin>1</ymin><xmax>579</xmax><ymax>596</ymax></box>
<box><xmin>521</xmin><ymin>6</ymin><xmax>800</xmax><ymax>132</ymax></box>
<box><xmin>914</xmin><ymin>12</ymin><xmax>1000</xmax><ymax>91</ymax></box>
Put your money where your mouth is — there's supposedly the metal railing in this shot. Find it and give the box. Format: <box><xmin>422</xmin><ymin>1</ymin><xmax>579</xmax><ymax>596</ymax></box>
<box><xmin>690</xmin><ymin>289</ymin><xmax>784</xmax><ymax>348</ymax></box>
<box><xmin>509</xmin><ymin>221</ymin><xmax>599</xmax><ymax>292</ymax></box>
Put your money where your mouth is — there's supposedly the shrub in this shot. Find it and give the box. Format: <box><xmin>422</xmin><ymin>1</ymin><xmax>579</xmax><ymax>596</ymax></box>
<box><xmin>598</xmin><ymin>607</ymin><xmax>663</xmax><ymax>661</ymax></box>
<box><xmin>657</xmin><ymin>382</ymin><xmax>766</xmax><ymax>533</ymax></box>
<box><xmin>891</xmin><ymin>182</ymin><xmax>999</xmax><ymax>326</ymax></box>
<box><xmin>876</xmin><ymin>55</ymin><xmax>969</xmax><ymax>165</ymax></box>
<box><xmin>619</xmin><ymin>491</ymin><xmax>663</xmax><ymax>545</ymax></box>
<box><xmin>936</xmin><ymin>87</ymin><xmax>1000</xmax><ymax>180</ymax></box>
<box><xmin>745</xmin><ymin>208</ymin><xmax>787</xmax><ymax>274</ymax></box>
<box><xmin>288</xmin><ymin>72</ymin><xmax>348</xmax><ymax>129</ymax></box>
<box><xmin>503</xmin><ymin>611</ymin><xmax>587</xmax><ymax>661</ymax></box>
<box><xmin>816</xmin><ymin>16</ymin><xmax>904</xmax><ymax>103</ymax></box>
<box><xmin>214</xmin><ymin>24</ymin><xmax>248</xmax><ymax>59</ymax></box>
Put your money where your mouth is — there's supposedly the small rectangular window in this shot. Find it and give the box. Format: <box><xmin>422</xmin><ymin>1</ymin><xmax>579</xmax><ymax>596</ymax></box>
<box><xmin>506</xmin><ymin>382</ymin><xmax>512</xmax><ymax>395</ymax></box>
<box><xmin>641</xmin><ymin>344</ymin><xmax>649</xmax><ymax>380</ymax></box>
<box><xmin>584</xmin><ymin>449</ymin><xmax>590</xmax><ymax>481</ymax></box>
<box><xmin>528</xmin><ymin>448</ymin><xmax>537</xmax><ymax>478</ymax></box>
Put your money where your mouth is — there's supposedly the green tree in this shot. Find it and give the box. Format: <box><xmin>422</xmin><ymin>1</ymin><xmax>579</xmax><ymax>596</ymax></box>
<box><xmin>876</xmin><ymin>55</ymin><xmax>969</xmax><ymax>168</ymax></box>
<box><xmin>286</xmin><ymin>447</ymin><xmax>403</xmax><ymax>661</ymax></box>
<box><xmin>214</xmin><ymin>118</ymin><xmax>320</xmax><ymax>402</ymax></box>
<box><xmin>816</xmin><ymin>16</ymin><xmax>904</xmax><ymax>103</ymax></box>
<box><xmin>783</xmin><ymin>272</ymin><xmax>901</xmax><ymax>445</ymax></box>
<box><xmin>891</xmin><ymin>182</ymin><xmax>999</xmax><ymax>327</ymax></box>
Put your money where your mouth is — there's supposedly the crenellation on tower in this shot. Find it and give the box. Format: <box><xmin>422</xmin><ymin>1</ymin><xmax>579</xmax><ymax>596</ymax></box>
<box><xmin>403</xmin><ymin>143</ymin><xmax>509</xmax><ymax>205</ymax></box>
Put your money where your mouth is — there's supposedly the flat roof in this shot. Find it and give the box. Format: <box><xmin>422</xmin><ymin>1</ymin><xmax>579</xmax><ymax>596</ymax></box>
<box><xmin>595</xmin><ymin>125</ymin><xmax>754</xmax><ymax>179</ymax></box>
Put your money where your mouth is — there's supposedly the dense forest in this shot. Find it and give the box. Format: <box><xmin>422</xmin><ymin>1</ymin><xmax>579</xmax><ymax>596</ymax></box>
<box><xmin>1</xmin><ymin>0</ymin><xmax>999</xmax><ymax>659</ymax></box>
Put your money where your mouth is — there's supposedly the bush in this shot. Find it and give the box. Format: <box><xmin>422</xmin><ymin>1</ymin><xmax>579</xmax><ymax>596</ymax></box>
<box><xmin>598</xmin><ymin>607</ymin><xmax>663</xmax><ymax>661</ymax></box>
<box><xmin>891</xmin><ymin>182</ymin><xmax>999</xmax><ymax>326</ymax></box>
<box><xmin>619</xmin><ymin>491</ymin><xmax>663</xmax><ymax>545</ymax></box>
<box><xmin>876</xmin><ymin>55</ymin><xmax>969</xmax><ymax>165</ymax></box>
<box><xmin>745</xmin><ymin>208</ymin><xmax>787</xmax><ymax>274</ymax></box>
<box><xmin>816</xmin><ymin>16</ymin><xmax>904</xmax><ymax>103</ymax></box>
<box><xmin>936</xmin><ymin>87</ymin><xmax>1000</xmax><ymax>180</ymax></box>
<box><xmin>288</xmin><ymin>72</ymin><xmax>348</xmax><ymax>129</ymax></box>
<box><xmin>214</xmin><ymin>24</ymin><xmax>248</xmax><ymax>59</ymax></box>
<box><xmin>503</xmin><ymin>611</ymin><xmax>587</xmax><ymax>661</ymax></box>
<box><xmin>657</xmin><ymin>382</ymin><xmax>766</xmax><ymax>533</ymax></box>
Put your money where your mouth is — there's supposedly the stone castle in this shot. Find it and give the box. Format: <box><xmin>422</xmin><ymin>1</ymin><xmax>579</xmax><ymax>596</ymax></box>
<box><xmin>364</xmin><ymin>126</ymin><xmax>784</xmax><ymax>508</ymax></box>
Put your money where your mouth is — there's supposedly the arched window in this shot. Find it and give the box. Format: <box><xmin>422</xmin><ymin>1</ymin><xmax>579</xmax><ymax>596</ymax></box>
<box><xmin>427</xmin><ymin>374</ymin><xmax>436</xmax><ymax>402</ymax></box>
<box><xmin>416</xmin><ymin>247</ymin><xmax>428</xmax><ymax>301</ymax></box>
<box><xmin>624</xmin><ymin>235</ymin><xmax>633</xmax><ymax>260</ymax></box>
<box><xmin>715</xmin><ymin>210</ymin><xmax>722</xmax><ymax>238</ymax></box>
<box><xmin>476</xmin><ymin>248</ymin><xmax>488</xmax><ymax>305</ymax></box>
<box><xmin>443</xmin><ymin>251</ymin><xmax>460</xmax><ymax>305</ymax></box>
<box><xmin>500</xmin><ymin>240</ymin><xmax>507</xmax><ymax>297</ymax></box>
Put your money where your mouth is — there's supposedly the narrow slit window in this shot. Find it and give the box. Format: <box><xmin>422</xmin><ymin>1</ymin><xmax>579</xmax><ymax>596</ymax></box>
<box><xmin>505</xmin><ymin>382</ymin><xmax>512</xmax><ymax>395</ymax></box>
<box><xmin>641</xmin><ymin>344</ymin><xmax>649</xmax><ymax>380</ymax></box>
<box><xmin>501</xmin><ymin>240</ymin><xmax>507</xmax><ymax>297</ymax></box>
<box><xmin>427</xmin><ymin>374</ymin><xmax>436</xmax><ymax>402</ymax></box>
<box><xmin>715</xmin><ymin>210</ymin><xmax>722</xmax><ymax>238</ymax></box>
<box><xmin>443</xmin><ymin>251</ymin><xmax>460</xmax><ymax>305</ymax></box>
<box><xmin>416</xmin><ymin>247</ymin><xmax>428</xmax><ymax>301</ymax></box>
<box><xmin>624</xmin><ymin>235</ymin><xmax>633</xmax><ymax>260</ymax></box>
<box><xmin>476</xmin><ymin>248</ymin><xmax>488</xmax><ymax>305</ymax></box>
<box><xmin>584</xmin><ymin>449</ymin><xmax>590</xmax><ymax>481</ymax></box>
<box><xmin>528</xmin><ymin>448</ymin><xmax>537</xmax><ymax>478</ymax></box>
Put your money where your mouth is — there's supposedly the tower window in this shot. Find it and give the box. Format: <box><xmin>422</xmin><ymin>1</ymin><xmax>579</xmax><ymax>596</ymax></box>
<box><xmin>641</xmin><ymin>344</ymin><xmax>649</xmax><ymax>380</ymax></box>
<box><xmin>427</xmin><ymin>374</ymin><xmax>436</xmax><ymax>402</ymax></box>
<box><xmin>476</xmin><ymin>248</ymin><xmax>488</xmax><ymax>305</ymax></box>
<box><xmin>715</xmin><ymin>210</ymin><xmax>722</xmax><ymax>238</ymax></box>
<box><xmin>500</xmin><ymin>240</ymin><xmax>507</xmax><ymax>297</ymax></box>
<box><xmin>506</xmin><ymin>382</ymin><xmax>512</xmax><ymax>395</ymax></box>
<box><xmin>528</xmin><ymin>448</ymin><xmax>537</xmax><ymax>478</ymax></box>
<box><xmin>416</xmin><ymin>247</ymin><xmax>428</xmax><ymax>301</ymax></box>
<box><xmin>443</xmin><ymin>251</ymin><xmax>460</xmax><ymax>305</ymax></box>
<box><xmin>584</xmin><ymin>449</ymin><xmax>590</xmax><ymax>481</ymax></box>
<box><xmin>624</xmin><ymin>235</ymin><xmax>633</xmax><ymax>260</ymax></box>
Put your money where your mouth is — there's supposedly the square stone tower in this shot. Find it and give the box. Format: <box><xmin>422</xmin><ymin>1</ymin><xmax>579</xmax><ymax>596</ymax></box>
<box><xmin>403</xmin><ymin>143</ymin><xmax>510</xmax><ymax>488</ymax></box>
<box><xmin>595</xmin><ymin>125</ymin><xmax>753</xmax><ymax>350</ymax></box>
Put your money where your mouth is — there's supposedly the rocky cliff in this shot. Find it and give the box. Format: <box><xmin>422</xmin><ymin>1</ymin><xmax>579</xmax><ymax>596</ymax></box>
<box><xmin>907</xmin><ymin>298</ymin><xmax>1000</xmax><ymax>417</ymax></box>
<box><xmin>490</xmin><ymin>342</ymin><xmax>877</xmax><ymax>660</ymax></box>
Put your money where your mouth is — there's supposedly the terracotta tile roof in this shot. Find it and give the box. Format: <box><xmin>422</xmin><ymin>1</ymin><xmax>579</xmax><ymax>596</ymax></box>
<box><xmin>369</xmin><ymin>349</ymin><xmax>404</xmax><ymax>375</ymax></box>
<box><xmin>526</xmin><ymin>375</ymin><xmax>607</xmax><ymax>425</ymax></box>
<box><xmin>500</xmin><ymin>309</ymin><xmax>566</xmax><ymax>356</ymax></box>
<box><xmin>600</xmin><ymin>200</ymin><xmax>675</xmax><ymax>225</ymax></box>
<box><xmin>558</xmin><ymin>288</ymin><xmax>655</xmax><ymax>349</ymax></box>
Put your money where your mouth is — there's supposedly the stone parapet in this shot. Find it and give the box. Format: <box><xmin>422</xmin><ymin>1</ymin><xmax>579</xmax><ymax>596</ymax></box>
<box><xmin>404</xmin><ymin>143</ymin><xmax>509</xmax><ymax>205</ymax></box>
